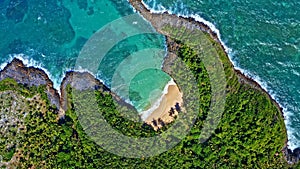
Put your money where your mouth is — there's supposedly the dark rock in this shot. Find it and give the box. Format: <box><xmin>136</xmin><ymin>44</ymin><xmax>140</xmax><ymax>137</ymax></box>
<box><xmin>128</xmin><ymin>0</ymin><xmax>290</xmax><ymax>163</ymax></box>
<box><xmin>0</xmin><ymin>58</ymin><xmax>137</xmax><ymax>122</ymax></box>
<box><xmin>60</xmin><ymin>71</ymin><xmax>140</xmax><ymax>122</ymax></box>
<box><xmin>283</xmin><ymin>146</ymin><xmax>300</xmax><ymax>164</ymax></box>
<box><xmin>60</xmin><ymin>71</ymin><xmax>109</xmax><ymax>111</ymax></box>
<box><xmin>0</xmin><ymin>58</ymin><xmax>60</xmax><ymax>109</ymax></box>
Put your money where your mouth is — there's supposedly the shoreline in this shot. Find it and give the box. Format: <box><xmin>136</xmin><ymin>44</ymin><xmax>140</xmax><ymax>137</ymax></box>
<box><xmin>139</xmin><ymin>79</ymin><xmax>176</xmax><ymax>120</ymax></box>
<box><xmin>0</xmin><ymin>53</ymin><xmax>62</xmax><ymax>90</ymax></box>
<box><xmin>140</xmin><ymin>0</ymin><xmax>232</xmax><ymax>55</ymax></box>
<box><xmin>128</xmin><ymin>0</ymin><xmax>299</xmax><ymax>163</ymax></box>
<box><xmin>135</xmin><ymin>1</ymin><xmax>300</xmax><ymax>152</ymax></box>
<box><xmin>139</xmin><ymin>79</ymin><xmax>183</xmax><ymax>126</ymax></box>
<box><xmin>130</xmin><ymin>0</ymin><xmax>286</xmax><ymax>121</ymax></box>
<box><xmin>0</xmin><ymin>1</ymin><xmax>290</xmax><ymax>145</ymax></box>
<box><xmin>0</xmin><ymin>58</ymin><xmax>61</xmax><ymax>110</ymax></box>
<box><xmin>0</xmin><ymin>0</ymin><xmax>298</xmax><ymax>163</ymax></box>
<box><xmin>138</xmin><ymin>0</ymin><xmax>290</xmax><ymax>124</ymax></box>
<box><xmin>144</xmin><ymin>83</ymin><xmax>183</xmax><ymax>130</ymax></box>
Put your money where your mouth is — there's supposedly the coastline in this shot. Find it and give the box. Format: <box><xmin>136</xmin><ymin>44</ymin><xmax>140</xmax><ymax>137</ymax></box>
<box><xmin>145</xmin><ymin>84</ymin><xmax>182</xmax><ymax>130</ymax></box>
<box><xmin>129</xmin><ymin>0</ymin><xmax>285</xmax><ymax>118</ymax></box>
<box><xmin>0</xmin><ymin>54</ymin><xmax>62</xmax><ymax>90</ymax></box>
<box><xmin>139</xmin><ymin>79</ymin><xmax>177</xmax><ymax>120</ymax></box>
<box><xmin>0</xmin><ymin>58</ymin><xmax>61</xmax><ymax>110</ymax></box>
<box><xmin>0</xmin><ymin>0</ymin><xmax>298</xmax><ymax>164</ymax></box>
<box><xmin>128</xmin><ymin>0</ymin><xmax>299</xmax><ymax>163</ymax></box>
<box><xmin>135</xmin><ymin>1</ymin><xmax>300</xmax><ymax>152</ymax></box>
<box><xmin>140</xmin><ymin>79</ymin><xmax>183</xmax><ymax>130</ymax></box>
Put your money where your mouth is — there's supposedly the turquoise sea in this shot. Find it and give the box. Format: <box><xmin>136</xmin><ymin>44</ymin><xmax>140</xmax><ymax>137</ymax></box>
<box><xmin>0</xmin><ymin>0</ymin><xmax>299</xmax><ymax>150</ymax></box>
<box><xmin>0</xmin><ymin>0</ymin><xmax>170</xmax><ymax>113</ymax></box>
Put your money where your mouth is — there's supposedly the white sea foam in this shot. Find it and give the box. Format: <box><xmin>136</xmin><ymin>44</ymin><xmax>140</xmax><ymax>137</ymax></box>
<box><xmin>139</xmin><ymin>79</ymin><xmax>176</xmax><ymax>120</ymax></box>
<box><xmin>140</xmin><ymin>0</ymin><xmax>299</xmax><ymax>150</ymax></box>
<box><xmin>126</xmin><ymin>0</ymin><xmax>137</xmax><ymax>13</ymax></box>
<box><xmin>141</xmin><ymin>1</ymin><xmax>232</xmax><ymax>55</ymax></box>
<box><xmin>235</xmin><ymin>61</ymin><xmax>299</xmax><ymax>150</ymax></box>
<box><xmin>0</xmin><ymin>54</ymin><xmax>114</xmax><ymax>96</ymax></box>
<box><xmin>0</xmin><ymin>62</ymin><xmax>9</xmax><ymax>71</ymax></box>
<box><xmin>0</xmin><ymin>54</ymin><xmax>61</xmax><ymax>89</ymax></box>
<box><xmin>73</xmin><ymin>66</ymin><xmax>97</xmax><ymax>77</ymax></box>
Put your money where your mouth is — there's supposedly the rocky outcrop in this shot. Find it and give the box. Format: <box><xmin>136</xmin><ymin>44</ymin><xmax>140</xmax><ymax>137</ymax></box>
<box><xmin>1</xmin><ymin>0</ymin><xmax>297</xmax><ymax>163</ymax></box>
<box><xmin>283</xmin><ymin>146</ymin><xmax>300</xmax><ymax>164</ymax></box>
<box><xmin>128</xmin><ymin>0</ymin><xmax>297</xmax><ymax>164</ymax></box>
<box><xmin>0</xmin><ymin>58</ymin><xmax>137</xmax><ymax>118</ymax></box>
<box><xmin>60</xmin><ymin>71</ymin><xmax>110</xmax><ymax>111</ymax></box>
<box><xmin>129</xmin><ymin>0</ymin><xmax>224</xmax><ymax>50</ymax></box>
<box><xmin>0</xmin><ymin>58</ymin><xmax>60</xmax><ymax>109</ymax></box>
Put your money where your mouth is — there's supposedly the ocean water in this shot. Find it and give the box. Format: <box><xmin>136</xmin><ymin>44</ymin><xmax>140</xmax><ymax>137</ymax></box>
<box><xmin>142</xmin><ymin>0</ymin><xmax>300</xmax><ymax>150</ymax></box>
<box><xmin>0</xmin><ymin>0</ymin><xmax>169</xmax><ymax>112</ymax></box>
<box><xmin>1</xmin><ymin>0</ymin><xmax>300</xmax><ymax>150</ymax></box>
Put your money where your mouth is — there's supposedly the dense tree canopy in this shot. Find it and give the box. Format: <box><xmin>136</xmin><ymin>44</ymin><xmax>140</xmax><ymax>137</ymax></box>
<box><xmin>0</xmin><ymin>34</ymin><xmax>297</xmax><ymax>168</ymax></box>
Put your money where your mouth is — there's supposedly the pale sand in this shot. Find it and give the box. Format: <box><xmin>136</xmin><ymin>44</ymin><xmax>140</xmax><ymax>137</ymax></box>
<box><xmin>144</xmin><ymin>84</ymin><xmax>183</xmax><ymax>130</ymax></box>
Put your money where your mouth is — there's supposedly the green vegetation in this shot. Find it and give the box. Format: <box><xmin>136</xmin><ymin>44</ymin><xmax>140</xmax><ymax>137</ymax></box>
<box><xmin>168</xmin><ymin>42</ymin><xmax>288</xmax><ymax>168</ymax></box>
<box><xmin>0</xmin><ymin>26</ymin><xmax>297</xmax><ymax>168</ymax></box>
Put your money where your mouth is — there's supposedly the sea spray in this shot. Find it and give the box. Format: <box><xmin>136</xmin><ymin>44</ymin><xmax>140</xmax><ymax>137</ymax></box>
<box><xmin>0</xmin><ymin>54</ymin><xmax>61</xmax><ymax>91</ymax></box>
<box><xmin>141</xmin><ymin>0</ymin><xmax>232</xmax><ymax>55</ymax></box>
<box><xmin>140</xmin><ymin>79</ymin><xmax>176</xmax><ymax>120</ymax></box>
<box><xmin>140</xmin><ymin>0</ymin><xmax>299</xmax><ymax>149</ymax></box>
<box><xmin>235</xmin><ymin>64</ymin><xmax>298</xmax><ymax>149</ymax></box>
<box><xmin>0</xmin><ymin>54</ymin><xmax>116</xmax><ymax>96</ymax></box>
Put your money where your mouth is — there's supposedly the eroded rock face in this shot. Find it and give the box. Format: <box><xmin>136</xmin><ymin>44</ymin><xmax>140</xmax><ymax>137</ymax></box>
<box><xmin>0</xmin><ymin>59</ymin><xmax>136</xmax><ymax>118</ymax></box>
<box><xmin>283</xmin><ymin>146</ymin><xmax>300</xmax><ymax>164</ymax></box>
<box><xmin>61</xmin><ymin>71</ymin><xmax>109</xmax><ymax>92</ymax></box>
<box><xmin>129</xmin><ymin>0</ymin><xmax>299</xmax><ymax>163</ymax></box>
<box><xmin>1</xmin><ymin>59</ymin><xmax>47</xmax><ymax>86</ymax></box>
<box><xmin>60</xmin><ymin>71</ymin><xmax>110</xmax><ymax>111</ymax></box>
<box><xmin>0</xmin><ymin>58</ymin><xmax>60</xmax><ymax>109</ymax></box>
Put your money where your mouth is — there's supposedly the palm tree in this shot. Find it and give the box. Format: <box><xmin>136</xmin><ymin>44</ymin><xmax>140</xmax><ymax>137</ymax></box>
<box><xmin>169</xmin><ymin>107</ymin><xmax>175</xmax><ymax>116</ymax></box>
<box><xmin>152</xmin><ymin>119</ymin><xmax>157</xmax><ymax>127</ymax></box>
<box><xmin>175</xmin><ymin>102</ymin><xmax>181</xmax><ymax>113</ymax></box>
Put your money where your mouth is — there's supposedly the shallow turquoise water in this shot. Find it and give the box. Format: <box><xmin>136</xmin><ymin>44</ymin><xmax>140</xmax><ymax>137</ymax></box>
<box><xmin>129</xmin><ymin>69</ymin><xmax>171</xmax><ymax>111</ymax></box>
<box><xmin>142</xmin><ymin>0</ymin><xmax>300</xmax><ymax>149</ymax></box>
<box><xmin>0</xmin><ymin>0</ymin><xmax>169</xmax><ymax>112</ymax></box>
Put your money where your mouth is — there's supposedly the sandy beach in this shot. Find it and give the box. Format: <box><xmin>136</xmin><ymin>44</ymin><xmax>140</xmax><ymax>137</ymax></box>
<box><xmin>140</xmin><ymin>81</ymin><xmax>183</xmax><ymax>130</ymax></box>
